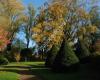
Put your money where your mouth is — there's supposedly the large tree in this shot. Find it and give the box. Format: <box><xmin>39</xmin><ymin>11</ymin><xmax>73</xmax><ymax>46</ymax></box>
<box><xmin>0</xmin><ymin>27</ymin><xmax>9</xmax><ymax>51</ymax></box>
<box><xmin>24</xmin><ymin>4</ymin><xmax>35</xmax><ymax>48</ymax></box>
<box><xmin>0</xmin><ymin>0</ymin><xmax>25</xmax><ymax>50</ymax></box>
<box><xmin>32</xmin><ymin>0</ymin><xmax>99</xmax><ymax>70</ymax></box>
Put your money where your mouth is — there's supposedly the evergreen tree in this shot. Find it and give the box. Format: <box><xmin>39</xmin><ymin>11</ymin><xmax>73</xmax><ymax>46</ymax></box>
<box><xmin>52</xmin><ymin>39</ymin><xmax>79</xmax><ymax>72</ymax></box>
<box><xmin>75</xmin><ymin>39</ymin><xmax>91</xmax><ymax>63</ymax></box>
<box><xmin>45</xmin><ymin>45</ymin><xmax>59</xmax><ymax>67</ymax></box>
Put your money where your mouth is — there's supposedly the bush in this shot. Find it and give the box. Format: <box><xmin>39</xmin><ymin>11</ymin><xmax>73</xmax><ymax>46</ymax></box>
<box><xmin>0</xmin><ymin>56</ymin><xmax>9</xmax><ymax>65</ymax></box>
<box><xmin>52</xmin><ymin>39</ymin><xmax>79</xmax><ymax>72</ymax></box>
<box><xmin>4</xmin><ymin>51</ymin><xmax>15</xmax><ymax>62</ymax></box>
<box><xmin>5</xmin><ymin>47</ymin><xmax>20</xmax><ymax>62</ymax></box>
<box><xmin>45</xmin><ymin>45</ymin><xmax>59</xmax><ymax>67</ymax></box>
<box><xmin>20</xmin><ymin>48</ymin><xmax>33</xmax><ymax>61</ymax></box>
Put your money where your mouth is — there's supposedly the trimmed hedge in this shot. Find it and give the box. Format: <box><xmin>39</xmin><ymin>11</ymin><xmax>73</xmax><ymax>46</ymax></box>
<box><xmin>45</xmin><ymin>45</ymin><xmax>59</xmax><ymax>67</ymax></box>
<box><xmin>52</xmin><ymin>39</ymin><xmax>79</xmax><ymax>72</ymax></box>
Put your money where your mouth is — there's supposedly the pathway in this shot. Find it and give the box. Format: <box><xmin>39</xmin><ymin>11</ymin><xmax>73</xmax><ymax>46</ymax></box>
<box><xmin>19</xmin><ymin>66</ymin><xmax>41</xmax><ymax>80</ymax></box>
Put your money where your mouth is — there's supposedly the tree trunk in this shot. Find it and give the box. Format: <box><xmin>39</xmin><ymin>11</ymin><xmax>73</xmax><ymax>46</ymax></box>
<box><xmin>26</xmin><ymin>39</ymin><xmax>30</xmax><ymax>49</ymax></box>
<box><xmin>7</xmin><ymin>42</ymin><xmax>12</xmax><ymax>51</ymax></box>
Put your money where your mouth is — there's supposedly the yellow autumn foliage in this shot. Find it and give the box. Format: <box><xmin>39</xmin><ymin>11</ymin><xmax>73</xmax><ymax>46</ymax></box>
<box><xmin>32</xmin><ymin>0</ymin><xmax>98</xmax><ymax>50</ymax></box>
<box><xmin>77</xmin><ymin>27</ymin><xmax>86</xmax><ymax>36</ymax></box>
<box><xmin>32</xmin><ymin>27</ymin><xmax>41</xmax><ymax>33</ymax></box>
<box><xmin>0</xmin><ymin>0</ymin><xmax>25</xmax><ymax>40</ymax></box>
<box><xmin>86</xmin><ymin>25</ymin><xmax>97</xmax><ymax>33</ymax></box>
<box><xmin>77</xmin><ymin>8</ymin><xmax>90</xmax><ymax>19</ymax></box>
<box><xmin>48</xmin><ymin>2</ymin><xmax>67</xmax><ymax>19</ymax></box>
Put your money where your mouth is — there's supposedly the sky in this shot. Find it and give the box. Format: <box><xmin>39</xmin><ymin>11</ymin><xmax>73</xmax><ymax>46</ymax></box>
<box><xmin>22</xmin><ymin>0</ymin><xmax>48</xmax><ymax>9</ymax></box>
<box><xmin>17</xmin><ymin>0</ymin><xmax>48</xmax><ymax>47</ymax></box>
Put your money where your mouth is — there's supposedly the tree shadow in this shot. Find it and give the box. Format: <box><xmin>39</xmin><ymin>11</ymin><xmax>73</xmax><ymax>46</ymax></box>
<box><xmin>0</xmin><ymin>68</ymin><xmax>32</xmax><ymax>75</ymax></box>
<box><xmin>30</xmin><ymin>63</ymin><xmax>100</xmax><ymax>80</ymax></box>
<box><xmin>29</xmin><ymin>64</ymin><xmax>45</xmax><ymax>68</ymax></box>
<box><xmin>1</xmin><ymin>66</ymin><xmax>31</xmax><ymax>69</ymax></box>
<box><xmin>0</xmin><ymin>62</ymin><xmax>100</xmax><ymax>80</ymax></box>
<box><xmin>0</xmin><ymin>65</ymin><xmax>31</xmax><ymax>75</ymax></box>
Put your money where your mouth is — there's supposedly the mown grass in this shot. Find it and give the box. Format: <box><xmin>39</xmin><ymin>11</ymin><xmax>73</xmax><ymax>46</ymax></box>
<box><xmin>30</xmin><ymin>62</ymin><xmax>100</xmax><ymax>80</ymax></box>
<box><xmin>0</xmin><ymin>62</ymin><xmax>33</xmax><ymax>80</ymax></box>
<box><xmin>0</xmin><ymin>71</ymin><xmax>20</xmax><ymax>80</ymax></box>
<box><xmin>0</xmin><ymin>62</ymin><xmax>44</xmax><ymax>80</ymax></box>
<box><xmin>0</xmin><ymin>62</ymin><xmax>99</xmax><ymax>80</ymax></box>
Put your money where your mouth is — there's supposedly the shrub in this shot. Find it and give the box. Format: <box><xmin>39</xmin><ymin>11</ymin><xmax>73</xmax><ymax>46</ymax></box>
<box><xmin>14</xmin><ymin>53</ymin><xmax>21</xmax><ymax>62</ymax></box>
<box><xmin>45</xmin><ymin>45</ymin><xmax>59</xmax><ymax>67</ymax></box>
<box><xmin>7</xmin><ymin>47</ymin><xmax>21</xmax><ymax>62</ymax></box>
<box><xmin>0</xmin><ymin>56</ymin><xmax>9</xmax><ymax>65</ymax></box>
<box><xmin>20</xmin><ymin>48</ymin><xmax>33</xmax><ymax>61</ymax></box>
<box><xmin>52</xmin><ymin>39</ymin><xmax>79</xmax><ymax>72</ymax></box>
<box><xmin>4</xmin><ymin>51</ymin><xmax>15</xmax><ymax>62</ymax></box>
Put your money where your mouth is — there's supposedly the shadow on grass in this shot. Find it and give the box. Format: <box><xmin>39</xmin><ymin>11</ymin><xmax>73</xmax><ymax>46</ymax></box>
<box><xmin>0</xmin><ymin>65</ymin><xmax>31</xmax><ymax>75</ymax></box>
<box><xmin>0</xmin><ymin>69</ymin><xmax>19</xmax><ymax>73</ymax></box>
<box><xmin>0</xmin><ymin>68</ymin><xmax>32</xmax><ymax>75</ymax></box>
<box><xmin>29</xmin><ymin>64</ymin><xmax>45</xmax><ymax>68</ymax></box>
<box><xmin>30</xmin><ymin>64</ymin><xmax>100</xmax><ymax>80</ymax></box>
<box><xmin>0</xmin><ymin>63</ymin><xmax>45</xmax><ymax>75</ymax></box>
<box><xmin>0</xmin><ymin>62</ymin><xmax>100</xmax><ymax>80</ymax></box>
<box><xmin>1</xmin><ymin>66</ymin><xmax>31</xmax><ymax>69</ymax></box>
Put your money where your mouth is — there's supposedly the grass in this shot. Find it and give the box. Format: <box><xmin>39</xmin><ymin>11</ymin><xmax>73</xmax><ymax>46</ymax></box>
<box><xmin>0</xmin><ymin>61</ymin><xmax>99</xmax><ymax>80</ymax></box>
<box><xmin>0</xmin><ymin>62</ymin><xmax>33</xmax><ymax>80</ymax></box>
<box><xmin>0</xmin><ymin>71</ymin><xmax>20</xmax><ymax>80</ymax></box>
<box><xmin>30</xmin><ymin>62</ymin><xmax>100</xmax><ymax>80</ymax></box>
<box><xmin>0</xmin><ymin>62</ymin><xmax>44</xmax><ymax>80</ymax></box>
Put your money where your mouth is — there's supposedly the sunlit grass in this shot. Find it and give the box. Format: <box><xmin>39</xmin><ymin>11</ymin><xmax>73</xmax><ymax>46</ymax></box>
<box><xmin>0</xmin><ymin>61</ymin><xmax>98</xmax><ymax>80</ymax></box>
<box><xmin>7</xmin><ymin>62</ymin><xmax>44</xmax><ymax>66</ymax></box>
<box><xmin>0</xmin><ymin>71</ymin><xmax>20</xmax><ymax>80</ymax></box>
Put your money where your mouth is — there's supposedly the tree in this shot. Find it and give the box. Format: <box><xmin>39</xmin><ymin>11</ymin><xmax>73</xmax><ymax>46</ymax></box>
<box><xmin>24</xmin><ymin>4</ymin><xmax>35</xmax><ymax>48</ymax></box>
<box><xmin>52</xmin><ymin>39</ymin><xmax>79</xmax><ymax>72</ymax></box>
<box><xmin>32</xmin><ymin>0</ymin><xmax>99</xmax><ymax>71</ymax></box>
<box><xmin>32</xmin><ymin>0</ymin><xmax>96</xmax><ymax>51</ymax></box>
<box><xmin>0</xmin><ymin>0</ymin><xmax>25</xmax><ymax>50</ymax></box>
<box><xmin>12</xmin><ymin>47</ymin><xmax>21</xmax><ymax>62</ymax></box>
<box><xmin>12</xmin><ymin>38</ymin><xmax>26</xmax><ymax>50</ymax></box>
<box><xmin>45</xmin><ymin>45</ymin><xmax>60</xmax><ymax>67</ymax></box>
<box><xmin>0</xmin><ymin>27</ymin><xmax>9</xmax><ymax>51</ymax></box>
<box><xmin>75</xmin><ymin>39</ymin><xmax>91</xmax><ymax>63</ymax></box>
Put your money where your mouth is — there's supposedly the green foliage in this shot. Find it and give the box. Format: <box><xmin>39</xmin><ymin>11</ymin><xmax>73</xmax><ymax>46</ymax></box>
<box><xmin>24</xmin><ymin>4</ymin><xmax>35</xmax><ymax>48</ymax></box>
<box><xmin>20</xmin><ymin>48</ymin><xmax>33</xmax><ymax>61</ymax></box>
<box><xmin>77</xmin><ymin>39</ymin><xmax>90</xmax><ymax>59</ymax></box>
<box><xmin>12</xmin><ymin>39</ymin><xmax>26</xmax><ymax>50</ymax></box>
<box><xmin>0</xmin><ymin>56</ymin><xmax>9</xmax><ymax>65</ymax></box>
<box><xmin>5</xmin><ymin>47</ymin><xmax>21</xmax><ymax>62</ymax></box>
<box><xmin>45</xmin><ymin>45</ymin><xmax>59</xmax><ymax>67</ymax></box>
<box><xmin>52</xmin><ymin>39</ymin><xmax>79</xmax><ymax>72</ymax></box>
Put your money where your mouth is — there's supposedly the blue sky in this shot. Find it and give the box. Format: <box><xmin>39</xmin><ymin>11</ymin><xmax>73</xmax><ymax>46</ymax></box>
<box><xmin>22</xmin><ymin>0</ymin><xmax>48</xmax><ymax>9</ymax></box>
<box><xmin>17</xmin><ymin>0</ymin><xmax>48</xmax><ymax>47</ymax></box>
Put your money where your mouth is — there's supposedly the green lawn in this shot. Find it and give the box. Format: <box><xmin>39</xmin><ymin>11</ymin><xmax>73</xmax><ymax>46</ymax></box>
<box><xmin>0</xmin><ymin>62</ymin><xmax>44</xmax><ymax>80</ymax></box>
<box><xmin>0</xmin><ymin>62</ymin><xmax>32</xmax><ymax>80</ymax></box>
<box><xmin>0</xmin><ymin>62</ymin><xmax>99</xmax><ymax>80</ymax></box>
<box><xmin>0</xmin><ymin>71</ymin><xmax>20</xmax><ymax>80</ymax></box>
<box><xmin>30</xmin><ymin>62</ymin><xmax>100</xmax><ymax>80</ymax></box>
